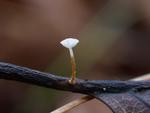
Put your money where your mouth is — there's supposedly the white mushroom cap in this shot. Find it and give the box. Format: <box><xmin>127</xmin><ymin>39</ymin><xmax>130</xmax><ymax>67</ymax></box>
<box><xmin>60</xmin><ymin>38</ymin><xmax>79</xmax><ymax>49</ymax></box>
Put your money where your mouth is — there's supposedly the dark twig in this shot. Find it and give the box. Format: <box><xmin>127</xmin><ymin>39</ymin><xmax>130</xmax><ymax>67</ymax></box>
<box><xmin>0</xmin><ymin>62</ymin><xmax>150</xmax><ymax>96</ymax></box>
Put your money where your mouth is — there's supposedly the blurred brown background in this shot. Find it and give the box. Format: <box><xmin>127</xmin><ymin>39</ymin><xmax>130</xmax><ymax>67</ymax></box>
<box><xmin>0</xmin><ymin>0</ymin><xmax>150</xmax><ymax>113</ymax></box>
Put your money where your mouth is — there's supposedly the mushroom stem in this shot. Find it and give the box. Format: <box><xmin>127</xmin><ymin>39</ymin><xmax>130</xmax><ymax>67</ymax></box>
<box><xmin>69</xmin><ymin>48</ymin><xmax>74</xmax><ymax>58</ymax></box>
<box><xmin>69</xmin><ymin>48</ymin><xmax>77</xmax><ymax>84</ymax></box>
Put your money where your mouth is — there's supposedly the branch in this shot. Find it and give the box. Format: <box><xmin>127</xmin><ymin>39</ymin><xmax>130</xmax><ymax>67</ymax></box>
<box><xmin>0</xmin><ymin>62</ymin><xmax>149</xmax><ymax>95</ymax></box>
<box><xmin>0</xmin><ymin>62</ymin><xmax>150</xmax><ymax>113</ymax></box>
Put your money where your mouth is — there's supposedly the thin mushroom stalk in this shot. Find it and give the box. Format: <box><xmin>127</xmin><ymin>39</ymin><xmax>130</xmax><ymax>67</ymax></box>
<box><xmin>60</xmin><ymin>38</ymin><xmax>79</xmax><ymax>84</ymax></box>
<box><xmin>68</xmin><ymin>48</ymin><xmax>77</xmax><ymax>84</ymax></box>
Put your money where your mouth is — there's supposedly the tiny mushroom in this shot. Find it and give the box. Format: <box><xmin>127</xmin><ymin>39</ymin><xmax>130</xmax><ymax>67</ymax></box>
<box><xmin>60</xmin><ymin>38</ymin><xmax>79</xmax><ymax>84</ymax></box>
<box><xmin>103</xmin><ymin>88</ymin><xmax>106</xmax><ymax>91</ymax></box>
